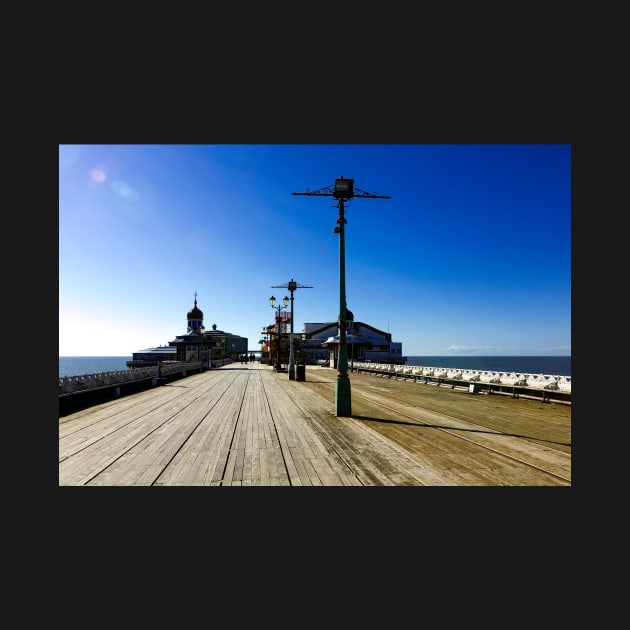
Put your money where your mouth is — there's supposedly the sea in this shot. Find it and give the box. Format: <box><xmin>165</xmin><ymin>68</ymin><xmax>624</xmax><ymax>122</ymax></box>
<box><xmin>59</xmin><ymin>356</ymin><xmax>132</xmax><ymax>378</ymax></box>
<box><xmin>59</xmin><ymin>355</ymin><xmax>571</xmax><ymax>378</ymax></box>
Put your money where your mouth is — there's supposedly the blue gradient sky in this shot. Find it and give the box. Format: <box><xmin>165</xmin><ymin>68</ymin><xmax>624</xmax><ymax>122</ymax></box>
<box><xmin>59</xmin><ymin>144</ymin><xmax>571</xmax><ymax>357</ymax></box>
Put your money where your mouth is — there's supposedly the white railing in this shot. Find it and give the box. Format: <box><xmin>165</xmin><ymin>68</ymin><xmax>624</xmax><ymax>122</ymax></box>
<box><xmin>353</xmin><ymin>362</ymin><xmax>571</xmax><ymax>393</ymax></box>
<box><xmin>59</xmin><ymin>361</ymin><xmax>200</xmax><ymax>395</ymax></box>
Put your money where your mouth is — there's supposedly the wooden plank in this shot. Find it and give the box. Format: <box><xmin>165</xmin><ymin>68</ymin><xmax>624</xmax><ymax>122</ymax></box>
<box><xmin>59</xmin><ymin>363</ymin><xmax>571</xmax><ymax>486</ymax></box>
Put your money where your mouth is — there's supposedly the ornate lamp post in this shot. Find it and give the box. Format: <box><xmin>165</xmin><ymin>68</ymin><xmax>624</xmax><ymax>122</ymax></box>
<box><xmin>288</xmin><ymin>285</ymin><xmax>296</xmax><ymax>378</ymax></box>
<box><xmin>269</xmin><ymin>295</ymin><xmax>289</xmax><ymax>371</ymax></box>
<box><xmin>272</xmin><ymin>278</ymin><xmax>313</xmax><ymax>380</ymax></box>
<box><xmin>332</xmin><ymin>178</ymin><xmax>351</xmax><ymax>414</ymax></box>
<box><xmin>292</xmin><ymin>176</ymin><xmax>390</xmax><ymax>416</ymax></box>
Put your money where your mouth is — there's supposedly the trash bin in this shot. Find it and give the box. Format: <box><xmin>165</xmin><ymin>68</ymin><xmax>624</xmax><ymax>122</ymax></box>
<box><xmin>296</xmin><ymin>364</ymin><xmax>306</xmax><ymax>381</ymax></box>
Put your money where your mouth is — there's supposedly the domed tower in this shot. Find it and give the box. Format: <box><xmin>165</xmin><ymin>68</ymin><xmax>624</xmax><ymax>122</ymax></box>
<box><xmin>187</xmin><ymin>292</ymin><xmax>204</xmax><ymax>333</ymax></box>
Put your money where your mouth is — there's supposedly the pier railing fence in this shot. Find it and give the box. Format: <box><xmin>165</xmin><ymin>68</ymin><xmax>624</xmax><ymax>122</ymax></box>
<box><xmin>351</xmin><ymin>362</ymin><xmax>571</xmax><ymax>404</ymax></box>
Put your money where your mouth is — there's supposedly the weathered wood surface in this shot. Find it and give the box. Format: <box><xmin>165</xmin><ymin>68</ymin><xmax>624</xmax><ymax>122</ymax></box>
<box><xmin>58</xmin><ymin>363</ymin><xmax>571</xmax><ymax>486</ymax></box>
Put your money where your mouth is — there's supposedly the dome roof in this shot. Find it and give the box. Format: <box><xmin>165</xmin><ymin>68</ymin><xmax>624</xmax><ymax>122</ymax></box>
<box><xmin>187</xmin><ymin>295</ymin><xmax>203</xmax><ymax>320</ymax></box>
<box><xmin>338</xmin><ymin>308</ymin><xmax>354</xmax><ymax>322</ymax></box>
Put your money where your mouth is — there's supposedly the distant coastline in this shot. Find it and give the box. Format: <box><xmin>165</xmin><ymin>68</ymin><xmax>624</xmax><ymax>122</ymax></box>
<box><xmin>59</xmin><ymin>355</ymin><xmax>570</xmax><ymax>379</ymax></box>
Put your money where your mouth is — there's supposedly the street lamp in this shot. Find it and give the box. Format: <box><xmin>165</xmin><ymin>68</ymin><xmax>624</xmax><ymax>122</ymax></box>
<box><xmin>272</xmin><ymin>278</ymin><xmax>313</xmax><ymax>380</ymax></box>
<box><xmin>292</xmin><ymin>176</ymin><xmax>390</xmax><ymax>416</ymax></box>
<box><xmin>331</xmin><ymin>177</ymin><xmax>352</xmax><ymax>414</ymax></box>
<box><xmin>269</xmin><ymin>295</ymin><xmax>289</xmax><ymax>371</ymax></box>
<box><xmin>287</xmin><ymin>282</ymin><xmax>297</xmax><ymax>380</ymax></box>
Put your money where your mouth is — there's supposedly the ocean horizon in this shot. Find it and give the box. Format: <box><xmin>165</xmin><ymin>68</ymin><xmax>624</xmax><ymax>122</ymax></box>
<box><xmin>59</xmin><ymin>355</ymin><xmax>571</xmax><ymax>379</ymax></box>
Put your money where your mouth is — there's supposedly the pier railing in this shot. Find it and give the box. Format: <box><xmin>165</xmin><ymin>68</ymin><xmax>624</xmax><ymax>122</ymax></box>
<box><xmin>59</xmin><ymin>361</ymin><xmax>201</xmax><ymax>395</ymax></box>
<box><xmin>351</xmin><ymin>362</ymin><xmax>571</xmax><ymax>404</ymax></box>
<box><xmin>59</xmin><ymin>361</ymin><xmax>215</xmax><ymax>416</ymax></box>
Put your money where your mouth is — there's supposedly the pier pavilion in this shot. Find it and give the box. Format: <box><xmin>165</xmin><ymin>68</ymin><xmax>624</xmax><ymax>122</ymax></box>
<box><xmin>129</xmin><ymin>293</ymin><xmax>248</xmax><ymax>368</ymax></box>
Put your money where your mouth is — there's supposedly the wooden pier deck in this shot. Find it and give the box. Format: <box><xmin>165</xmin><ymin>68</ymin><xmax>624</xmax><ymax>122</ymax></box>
<box><xmin>58</xmin><ymin>362</ymin><xmax>571</xmax><ymax>486</ymax></box>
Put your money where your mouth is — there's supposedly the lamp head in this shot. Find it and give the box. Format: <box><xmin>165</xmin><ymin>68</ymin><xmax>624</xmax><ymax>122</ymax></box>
<box><xmin>283</xmin><ymin>295</ymin><xmax>289</xmax><ymax>307</ymax></box>
<box><xmin>269</xmin><ymin>295</ymin><xmax>276</xmax><ymax>308</ymax></box>
<box><xmin>334</xmin><ymin>176</ymin><xmax>354</xmax><ymax>199</ymax></box>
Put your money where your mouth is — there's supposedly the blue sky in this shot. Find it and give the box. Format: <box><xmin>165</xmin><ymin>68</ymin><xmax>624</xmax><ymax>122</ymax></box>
<box><xmin>59</xmin><ymin>144</ymin><xmax>571</xmax><ymax>357</ymax></box>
